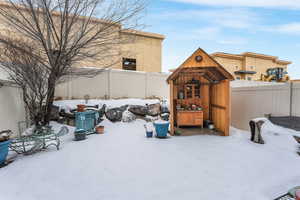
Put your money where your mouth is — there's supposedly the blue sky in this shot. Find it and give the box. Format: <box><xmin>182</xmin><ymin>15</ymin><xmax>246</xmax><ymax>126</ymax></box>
<box><xmin>142</xmin><ymin>0</ymin><xmax>300</xmax><ymax>79</ymax></box>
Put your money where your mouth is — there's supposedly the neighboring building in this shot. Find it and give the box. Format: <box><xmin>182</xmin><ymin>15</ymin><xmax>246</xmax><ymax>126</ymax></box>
<box><xmin>210</xmin><ymin>52</ymin><xmax>292</xmax><ymax>81</ymax></box>
<box><xmin>0</xmin><ymin>2</ymin><xmax>165</xmax><ymax>73</ymax></box>
<box><xmin>121</xmin><ymin>30</ymin><xmax>164</xmax><ymax>72</ymax></box>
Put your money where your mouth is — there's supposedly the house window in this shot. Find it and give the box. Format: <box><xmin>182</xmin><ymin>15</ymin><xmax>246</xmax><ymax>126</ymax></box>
<box><xmin>122</xmin><ymin>58</ymin><xmax>136</xmax><ymax>71</ymax></box>
<box><xmin>236</xmin><ymin>77</ymin><xmax>241</xmax><ymax>80</ymax></box>
<box><xmin>247</xmin><ymin>77</ymin><xmax>252</xmax><ymax>81</ymax></box>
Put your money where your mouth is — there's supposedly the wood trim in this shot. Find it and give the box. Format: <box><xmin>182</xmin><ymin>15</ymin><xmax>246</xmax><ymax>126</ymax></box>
<box><xmin>170</xmin><ymin>80</ymin><xmax>175</xmax><ymax>135</ymax></box>
<box><xmin>166</xmin><ymin>48</ymin><xmax>234</xmax><ymax>83</ymax></box>
<box><xmin>211</xmin><ymin>104</ymin><xmax>226</xmax><ymax>110</ymax></box>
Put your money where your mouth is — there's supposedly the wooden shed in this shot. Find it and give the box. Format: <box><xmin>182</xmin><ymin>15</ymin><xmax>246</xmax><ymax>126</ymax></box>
<box><xmin>167</xmin><ymin>48</ymin><xmax>234</xmax><ymax>136</ymax></box>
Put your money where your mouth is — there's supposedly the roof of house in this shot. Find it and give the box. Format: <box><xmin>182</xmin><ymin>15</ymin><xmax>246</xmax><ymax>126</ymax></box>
<box><xmin>211</xmin><ymin>52</ymin><xmax>292</xmax><ymax>65</ymax></box>
<box><xmin>121</xmin><ymin>29</ymin><xmax>165</xmax><ymax>40</ymax></box>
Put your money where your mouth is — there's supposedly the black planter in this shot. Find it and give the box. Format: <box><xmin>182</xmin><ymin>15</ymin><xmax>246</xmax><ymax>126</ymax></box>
<box><xmin>74</xmin><ymin>130</ymin><xmax>86</xmax><ymax>141</ymax></box>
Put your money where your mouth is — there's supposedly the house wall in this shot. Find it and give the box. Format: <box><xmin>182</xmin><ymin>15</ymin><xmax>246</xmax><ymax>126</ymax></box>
<box><xmin>211</xmin><ymin>53</ymin><xmax>290</xmax><ymax>81</ymax></box>
<box><xmin>213</xmin><ymin>57</ymin><xmax>243</xmax><ymax>79</ymax></box>
<box><xmin>0</xmin><ymin>2</ymin><xmax>164</xmax><ymax>73</ymax></box>
<box><xmin>121</xmin><ymin>33</ymin><xmax>163</xmax><ymax>72</ymax></box>
<box><xmin>244</xmin><ymin>56</ymin><xmax>288</xmax><ymax>80</ymax></box>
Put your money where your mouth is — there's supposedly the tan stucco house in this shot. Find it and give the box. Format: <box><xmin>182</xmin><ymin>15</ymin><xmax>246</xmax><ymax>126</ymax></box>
<box><xmin>121</xmin><ymin>30</ymin><xmax>165</xmax><ymax>72</ymax></box>
<box><xmin>0</xmin><ymin>2</ymin><xmax>165</xmax><ymax>73</ymax></box>
<box><xmin>210</xmin><ymin>52</ymin><xmax>292</xmax><ymax>81</ymax></box>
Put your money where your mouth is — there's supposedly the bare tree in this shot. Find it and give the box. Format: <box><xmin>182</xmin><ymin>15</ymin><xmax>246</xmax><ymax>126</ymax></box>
<box><xmin>0</xmin><ymin>36</ymin><xmax>50</xmax><ymax>126</ymax></box>
<box><xmin>0</xmin><ymin>0</ymin><xmax>146</xmax><ymax>126</ymax></box>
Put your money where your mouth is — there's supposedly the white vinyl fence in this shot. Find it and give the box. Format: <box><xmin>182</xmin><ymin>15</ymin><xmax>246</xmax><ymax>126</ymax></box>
<box><xmin>0</xmin><ymin>85</ymin><xmax>25</xmax><ymax>135</ymax></box>
<box><xmin>1</xmin><ymin>67</ymin><xmax>300</xmax><ymax>134</ymax></box>
<box><xmin>55</xmin><ymin>69</ymin><xmax>170</xmax><ymax>100</ymax></box>
<box><xmin>231</xmin><ymin>82</ymin><xmax>300</xmax><ymax>130</ymax></box>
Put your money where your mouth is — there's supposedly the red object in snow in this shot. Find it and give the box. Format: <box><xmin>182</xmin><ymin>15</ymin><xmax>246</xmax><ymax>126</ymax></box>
<box><xmin>296</xmin><ymin>189</ymin><xmax>300</xmax><ymax>200</ymax></box>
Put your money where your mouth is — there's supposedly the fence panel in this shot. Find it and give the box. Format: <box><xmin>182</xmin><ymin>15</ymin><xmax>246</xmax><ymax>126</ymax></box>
<box><xmin>55</xmin><ymin>69</ymin><xmax>169</xmax><ymax>99</ymax></box>
<box><xmin>0</xmin><ymin>86</ymin><xmax>25</xmax><ymax>135</ymax></box>
<box><xmin>231</xmin><ymin>84</ymin><xmax>291</xmax><ymax>130</ymax></box>
<box><xmin>292</xmin><ymin>83</ymin><xmax>300</xmax><ymax>116</ymax></box>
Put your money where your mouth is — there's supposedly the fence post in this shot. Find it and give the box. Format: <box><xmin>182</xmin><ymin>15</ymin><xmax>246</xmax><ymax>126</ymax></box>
<box><xmin>107</xmin><ymin>69</ymin><xmax>111</xmax><ymax>99</ymax></box>
<box><xmin>145</xmin><ymin>72</ymin><xmax>149</xmax><ymax>98</ymax></box>
<box><xmin>290</xmin><ymin>82</ymin><xmax>293</xmax><ymax>116</ymax></box>
<box><xmin>67</xmin><ymin>75</ymin><xmax>72</xmax><ymax>99</ymax></box>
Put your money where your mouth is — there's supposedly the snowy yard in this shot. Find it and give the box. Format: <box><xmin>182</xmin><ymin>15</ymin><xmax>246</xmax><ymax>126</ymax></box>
<box><xmin>1</xmin><ymin>100</ymin><xmax>300</xmax><ymax>200</ymax></box>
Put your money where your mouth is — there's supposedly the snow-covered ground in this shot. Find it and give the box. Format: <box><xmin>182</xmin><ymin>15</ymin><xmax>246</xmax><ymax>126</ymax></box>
<box><xmin>1</xmin><ymin>101</ymin><xmax>300</xmax><ymax>200</ymax></box>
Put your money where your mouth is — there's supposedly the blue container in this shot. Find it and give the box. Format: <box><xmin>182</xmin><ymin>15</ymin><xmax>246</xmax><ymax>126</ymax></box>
<box><xmin>154</xmin><ymin>122</ymin><xmax>169</xmax><ymax>138</ymax></box>
<box><xmin>146</xmin><ymin>131</ymin><xmax>153</xmax><ymax>138</ymax></box>
<box><xmin>0</xmin><ymin>140</ymin><xmax>11</xmax><ymax>164</ymax></box>
<box><xmin>75</xmin><ymin>110</ymin><xmax>97</xmax><ymax>133</ymax></box>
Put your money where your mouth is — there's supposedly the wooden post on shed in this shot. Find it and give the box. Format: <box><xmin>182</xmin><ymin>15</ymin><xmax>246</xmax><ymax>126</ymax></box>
<box><xmin>223</xmin><ymin>79</ymin><xmax>230</xmax><ymax>136</ymax></box>
<box><xmin>170</xmin><ymin>80</ymin><xmax>175</xmax><ymax>135</ymax></box>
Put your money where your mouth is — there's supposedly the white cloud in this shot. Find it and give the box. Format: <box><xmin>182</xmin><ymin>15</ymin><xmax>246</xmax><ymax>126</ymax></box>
<box><xmin>167</xmin><ymin>0</ymin><xmax>300</xmax><ymax>9</ymax></box>
<box><xmin>194</xmin><ymin>27</ymin><xmax>221</xmax><ymax>39</ymax></box>
<box><xmin>168</xmin><ymin>26</ymin><xmax>248</xmax><ymax>45</ymax></box>
<box><xmin>263</xmin><ymin>22</ymin><xmax>300</xmax><ymax>35</ymax></box>
<box><xmin>150</xmin><ymin>8</ymin><xmax>259</xmax><ymax>29</ymax></box>
<box><xmin>217</xmin><ymin>38</ymin><xmax>248</xmax><ymax>45</ymax></box>
<box><xmin>275</xmin><ymin>23</ymin><xmax>300</xmax><ymax>34</ymax></box>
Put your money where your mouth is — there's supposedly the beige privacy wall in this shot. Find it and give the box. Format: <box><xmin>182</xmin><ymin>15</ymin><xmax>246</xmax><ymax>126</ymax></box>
<box><xmin>2</xmin><ymin>73</ymin><xmax>300</xmax><ymax>134</ymax></box>
<box><xmin>56</xmin><ymin>71</ymin><xmax>300</xmax><ymax>131</ymax></box>
<box><xmin>231</xmin><ymin>82</ymin><xmax>300</xmax><ymax>130</ymax></box>
<box><xmin>55</xmin><ymin>69</ymin><xmax>170</xmax><ymax>99</ymax></box>
<box><xmin>0</xmin><ymin>85</ymin><xmax>25</xmax><ymax>134</ymax></box>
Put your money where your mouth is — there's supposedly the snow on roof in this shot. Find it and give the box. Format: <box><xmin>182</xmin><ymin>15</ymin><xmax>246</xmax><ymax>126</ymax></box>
<box><xmin>231</xmin><ymin>80</ymin><xmax>285</xmax><ymax>88</ymax></box>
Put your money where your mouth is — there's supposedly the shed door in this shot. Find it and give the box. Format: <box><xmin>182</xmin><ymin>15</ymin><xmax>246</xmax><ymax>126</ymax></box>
<box><xmin>210</xmin><ymin>80</ymin><xmax>230</xmax><ymax>136</ymax></box>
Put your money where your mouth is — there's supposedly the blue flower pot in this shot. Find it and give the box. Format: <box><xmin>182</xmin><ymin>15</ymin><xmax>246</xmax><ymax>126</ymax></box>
<box><xmin>154</xmin><ymin>122</ymin><xmax>169</xmax><ymax>138</ymax></box>
<box><xmin>146</xmin><ymin>131</ymin><xmax>153</xmax><ymax>138</ymax></box>
<box><xmin>0</xmin><ymin>140</ymin><xmax>11</xmax><ymax>164</ymax></box>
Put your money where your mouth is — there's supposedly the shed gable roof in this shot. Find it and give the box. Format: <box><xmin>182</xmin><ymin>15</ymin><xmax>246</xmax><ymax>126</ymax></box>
<box><xmin>167</xmin><ymin>48</ymin><xmax>234</xmax><ymax>83</ymax></box>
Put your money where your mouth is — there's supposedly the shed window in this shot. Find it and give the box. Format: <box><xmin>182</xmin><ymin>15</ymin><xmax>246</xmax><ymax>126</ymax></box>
<box><xmin>123</xmin><ymin>58</ymin><xmax>136</xmax><ymax>71</ymax></box>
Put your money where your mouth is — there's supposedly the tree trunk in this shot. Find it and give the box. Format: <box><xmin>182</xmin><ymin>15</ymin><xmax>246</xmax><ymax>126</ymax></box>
<box><xmin>43</xmin><ymin>75</ymin><xmax>56</xmax><ymax>125</ymax></box>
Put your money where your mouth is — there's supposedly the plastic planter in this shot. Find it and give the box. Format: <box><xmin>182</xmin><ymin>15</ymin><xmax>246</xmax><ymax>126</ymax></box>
<box><xmin>0</xmin><ymin>140</ymin><xmax>11</xmax><ymax>164</ymax></box>
<box><xmin>153</xmin><ymin>121</ymin><xmax>169</xmax><ymax>138</ymax></box>
<box><xmin>146</xmin><ymin>131</ymin><xmax>153</xmax><ymax>138</ymax></box>
<box><xmin>96</xmin><ymin>126</ymin><xmax>104</xmax><ymax>134</ymax></box>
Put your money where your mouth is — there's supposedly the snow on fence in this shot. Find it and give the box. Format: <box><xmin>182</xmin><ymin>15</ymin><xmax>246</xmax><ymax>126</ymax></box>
<box><xmin>55</xmin><ymin>69</ymin><xmax>170</xmax><ymax>100</ymax></box>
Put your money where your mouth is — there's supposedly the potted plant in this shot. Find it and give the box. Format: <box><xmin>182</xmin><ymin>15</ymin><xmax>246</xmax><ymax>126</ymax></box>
<box><xmin>0</xmin><ymin>130</ymin><xmax>12</xmax><ymax>164</ymax></box>
<box><xmin>77</xmin><ymin>104</ymin><xmax>86</xmax><ymax>112</ymax></box>
<box><xmin>96</xmin><ymin>126</ymin><xmax>104</xmax><ymax>134</ymax></box>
